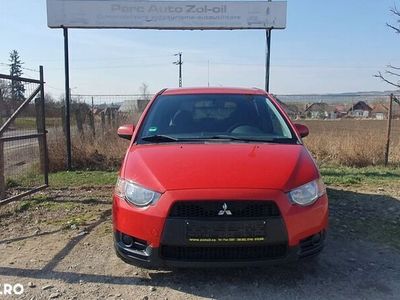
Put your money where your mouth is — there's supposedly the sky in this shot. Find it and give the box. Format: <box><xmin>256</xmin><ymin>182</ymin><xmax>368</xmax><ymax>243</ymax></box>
<box><xmin>0</xmin><ymin>0</ymin><xmax>400</xmax><ymax>98</ymax></box>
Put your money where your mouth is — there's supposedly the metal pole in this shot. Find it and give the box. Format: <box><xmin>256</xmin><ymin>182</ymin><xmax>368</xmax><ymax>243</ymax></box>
<box><xmin>173</xmin><ymin>52</ymin><xmax>183</xmax><ymax>87</ymax></box>
<box><xmin>178</xmin><ymin>53</ymin><xmax>182</xmax><ymax>87</ymax></box>
<box><xmin>63</xmin><ymin>27</ymin><xmax>72</xmax><ymax>170</ymax></box>
<box><xmin>384</xmin><ymin>94</ymin><xmax>393</xmax><ymax>166</ymax></box>
<box><xmin>0</xmin><ymin>88</ymin><xmax>4</xmax><ymax>200</ymax></box>
<box><xmin>265</xmin><ymin>0</ymin><xmax>272</xmax><ymax>92</ymax></box>
<box><xmin>265</xmin><ymin>29</ymin><xmax>272</xmax><ymax>92</ymax></box>
<box><xmin>39</xmin><ymin>66</ymin><xmax>49</xmax><ymax>185</ymax></box>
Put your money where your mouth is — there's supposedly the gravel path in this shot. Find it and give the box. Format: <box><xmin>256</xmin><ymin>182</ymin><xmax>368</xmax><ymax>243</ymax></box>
<box><xmin>0</xmin><ymin>186</ymin><xmax>399</xmax><ymax>300</ymax></box>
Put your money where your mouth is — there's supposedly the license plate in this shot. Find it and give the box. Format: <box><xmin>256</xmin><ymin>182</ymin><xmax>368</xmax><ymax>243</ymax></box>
<box><xmin>186</xmin><ymin>220</ymin><xmax>266</xmax><ymax>243</ymax></box>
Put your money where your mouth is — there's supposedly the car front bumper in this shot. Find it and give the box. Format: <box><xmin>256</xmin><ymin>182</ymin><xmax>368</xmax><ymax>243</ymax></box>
<box><xmin>113</xmin><ymin>188</ymin><xmax>328</xmax><ymax>268</ymax></box>
<box><xmin>114</xmin><ymin>229</ymin><xmax>326</xmax><ymax>269</ymax></box>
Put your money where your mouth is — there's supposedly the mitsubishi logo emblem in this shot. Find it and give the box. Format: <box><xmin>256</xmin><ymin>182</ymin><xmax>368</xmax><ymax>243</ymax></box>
<box><xmin>218</xmin><ymin>203</ymin><xmax>232</xmax><ymax>216</ymax></box>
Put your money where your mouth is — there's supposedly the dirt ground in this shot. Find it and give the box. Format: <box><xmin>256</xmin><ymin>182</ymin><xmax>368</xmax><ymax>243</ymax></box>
<box><xmin>0</xmin><ymin>184</ymin><xmax>399</xmax><ymax>300</ymax></box>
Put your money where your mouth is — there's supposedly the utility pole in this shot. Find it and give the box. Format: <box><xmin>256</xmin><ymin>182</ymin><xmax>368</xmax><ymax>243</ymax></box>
<box><xmin>265</xmin><ymin>0</ymin><xmax>272</xmax><ymax>92</ymax></box>
<box><xmin>63</xmin><ymin>27</ymin><xmax>72</xmax><ymax>170</ymax></box>
<box><xmin>384</xmin><ymin>94</ymin><xmax>393</xmax><ymax>166</ymax></box>
<box><xmin>0</xmin><ymin>88</ymin><xmax>4</xmax><ymax>200</ymax></box>
<box><xmin>265</xmin><ymin>29</ymin><xmax>271</xmax><ymax>92</ymax></box>
<box><xmin>173</xmin><ymin>52</ymin><xmax>183</xmax><ymax>87</ymax></box>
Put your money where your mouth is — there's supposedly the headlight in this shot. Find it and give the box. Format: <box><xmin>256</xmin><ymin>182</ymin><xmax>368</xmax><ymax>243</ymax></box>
<box><xmin>288</xmin><ymin>178</ymin><xmax>326</xmax><ymax>206</ymax></box>
<box><xmin>115</xmin><ymin>177</ymin><xmax>161</xmax><ymax>207</ymax></box>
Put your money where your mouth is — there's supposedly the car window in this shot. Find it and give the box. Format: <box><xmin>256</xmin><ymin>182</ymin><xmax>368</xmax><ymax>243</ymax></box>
<box><xmin>137</xmin><ymin>94</ymin><xmax>295</xmax><ymax>143</ymax></box>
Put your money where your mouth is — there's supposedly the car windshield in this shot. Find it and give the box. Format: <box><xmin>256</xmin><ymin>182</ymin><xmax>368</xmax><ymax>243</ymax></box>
<box><xmin>137</xmin><ymin>94</ymin><xmax>296</xmax><ymax>144</ymax></box>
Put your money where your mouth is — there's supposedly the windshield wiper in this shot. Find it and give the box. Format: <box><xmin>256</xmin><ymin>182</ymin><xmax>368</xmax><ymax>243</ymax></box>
<box><xmin>204</xmin><ymin>135</ymin><xmax>297</xmax><ymax>143</ymax></box>
<box><xmin>141</xmin><ymin>134</ymin><xmax>297</xmax><ymax>144</ymax></box>
<box><xmin>141</xmin><ymin>135</ymin><xmax>179</xmax><ymax>142</ymax></box>
<box><xmin>204</xmin><ymin>135</ymin><xmax>272</xmax><ymax>142</ymax></box>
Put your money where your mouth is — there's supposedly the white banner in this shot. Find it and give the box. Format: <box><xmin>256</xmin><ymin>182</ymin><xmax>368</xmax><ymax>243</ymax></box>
<box><xmin>47</xmin><ymin>1</ymin><xmax>287</xmax><ymax>29</ymax></box>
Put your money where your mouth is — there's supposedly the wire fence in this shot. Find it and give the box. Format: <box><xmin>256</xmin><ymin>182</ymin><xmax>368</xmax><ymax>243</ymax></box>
<box><xmin>0</xmin><ymin>71</ymin><xmax>48</xmax><ymax>203</ymax></box>
<box><xmin>4</xmin><ymin>89</ymin><xmax>400</xmax><ymax>177</ymax></box>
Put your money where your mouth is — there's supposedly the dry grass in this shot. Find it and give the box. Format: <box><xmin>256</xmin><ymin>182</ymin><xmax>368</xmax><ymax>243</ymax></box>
<box><xmin>47</xmin><ymin>118</ymin><xmax>400</xmax><ymax>171</ymax></box>
<box><xmin>299</xmin><ymin>119</ymin><xmax>400</xmax><ymax>167</ymax></box>
<box><xmin>47</xmin><ymin>127</ymin><xmax>129</xmax><ymax>172</ymax></box>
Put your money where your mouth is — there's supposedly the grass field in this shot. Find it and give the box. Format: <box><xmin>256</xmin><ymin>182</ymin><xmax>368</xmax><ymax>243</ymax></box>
<box><xmin>299</xmin><ymin>119</ymin><xmax>400</xmax><ymax>167</ymax></box>
<box><xmin>42</xmin><ymin>118</ymin><xmax>400</xmax><ymax>171</ymax></box>
<box><xmin>14</xmin><ymin>117</ymin><xmax>62</xmax><ymax>129</ymax></box>
<box><xmin>320</xmin><ymin>165</ymin><xmax>400</xmax><ymax>186</ymax></box>
<box><xmin>49</xmin><ymin>170</ymin><xmax>117</xmax><ymax>187</ymax></box>
<box><xmin>45</xmin><ymin>165</ymin><xmax>400</xmax><ymax>189</ymax></box>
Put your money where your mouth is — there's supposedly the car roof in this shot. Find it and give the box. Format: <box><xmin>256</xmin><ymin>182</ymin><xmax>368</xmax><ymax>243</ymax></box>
<box><xmin>162</xmin><ymin>87</ymin><xmax>268</xmax><ymax>96</ymax></box>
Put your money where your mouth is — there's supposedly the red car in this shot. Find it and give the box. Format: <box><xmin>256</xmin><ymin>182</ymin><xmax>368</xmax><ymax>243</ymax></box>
<box><xmin>113</xmin><ymin>87</ymin><xmax>328</xmax><ymax>268</ymax></box>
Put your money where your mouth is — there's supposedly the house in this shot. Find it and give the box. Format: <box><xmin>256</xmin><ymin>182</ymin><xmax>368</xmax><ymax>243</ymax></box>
<box><xmin>334</xmin><ymin>104</ymin><xmax>351</xmax><ymax>118</ymax></box>
<box><xmin>371</xmin><ymin>103</ymin><xmax>388</xmax><ymax>120</ymax></box>
<box><xmin>303</xmin><ymin>102</ymin><xmax>337</xmax><ymax>119</ymax></box>
<box><xmin>92</xmin><ymin>103</ymin><xmax>121</xmax><ymax>120</ymax></box>
<box><xmin>347</xmin><ymin>101</ymin><xmax>372</xmax><ymax>118</ymax></box>
<box><xmin>274</xmin><ymin>98</ymin><xmax>301</xmax><ymax>119</ymax></box>
<box><xmin>94</xmin><ymin>103</ymin><xmax>121</xmax><ymax>112</ymax></box>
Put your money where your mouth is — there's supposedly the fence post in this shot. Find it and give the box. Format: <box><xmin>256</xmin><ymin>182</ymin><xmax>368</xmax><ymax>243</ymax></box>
<box><xmin>0</xmin><ymin>137</ymin><xmax>4</xmax><ymax>200</ymax></box>
<box><xmin>0</xmin><ymin>89</ymin><xmax>4</xmax><ymax>199</ymax></box>
<box><xmin>90</xmin><ymin>96</ymin><xmax>95</xmax><ymax>137</ymax></box>
<box><xmin>111</xmin><ymin>109</ymin><xmax>116</xmax><ymax>127</ymax></box>
<box><xmin>107</xmin><ymin>109</ymin><xmax>111</xmax><ymax>126</ymax></box>
<box><xmin>101</xmin><ymin>111</ymin><xmax>105</xmax><ymax>134</ymax></box>
<box><xmin>75</xmin><ymin>108</ymin><xmax>84</xmax><ymax>136</ymax></box>
<box><xmin>88</xmin><ymin>111</ymin><xmax>95</xmax><ymax>137</ymax></box>
<box><xmin>384</xmin><ymin>94</ymin><xmax>393</xmax><ymax>166</ymax></box>
<box><xmin>38</xmin><ymin>66</ymin><xmax>49</xmax><ymax>186</ymax></box>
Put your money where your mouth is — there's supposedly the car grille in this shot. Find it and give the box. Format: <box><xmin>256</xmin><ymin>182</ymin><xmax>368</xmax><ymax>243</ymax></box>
<box><xmin>160</xmin><ymin>244</ymin><xmax>287</xmax><ymax>261</ymax></box>
<box><xmin>168</xmin><ymin>201</ymin><xmax>281</xmax><ymax>218</ymax></box>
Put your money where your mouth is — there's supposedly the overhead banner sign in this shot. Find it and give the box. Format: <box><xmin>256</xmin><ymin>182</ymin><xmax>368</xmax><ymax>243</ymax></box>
<box><xmin>47</xmin><ymin>0</ymin><xmax>287</xmax><ymax>29</ymax></box>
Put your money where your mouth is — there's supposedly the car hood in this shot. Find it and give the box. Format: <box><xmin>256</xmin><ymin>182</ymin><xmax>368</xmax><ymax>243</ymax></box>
<box><xmin>123</xmin><ymin>143</ymin><xmax>319</xmax><ymax>192</ymax></box>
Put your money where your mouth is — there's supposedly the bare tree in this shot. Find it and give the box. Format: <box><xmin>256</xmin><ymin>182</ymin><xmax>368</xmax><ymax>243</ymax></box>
<box><xmin>375</xmin><ymin>6</ymin><xmax>400</xmax><ymax>88</ymax></box>
<box><xmin>139</xmin><ymin>83</ymin><xmax>151</xmax><ymax>101</ymax></box>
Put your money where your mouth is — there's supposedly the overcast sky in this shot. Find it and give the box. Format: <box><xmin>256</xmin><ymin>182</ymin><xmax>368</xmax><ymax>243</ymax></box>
<box><xmin>0</xmin><ymin>0</ymin><xmax>399</xmax><ymax>98</ymax></box>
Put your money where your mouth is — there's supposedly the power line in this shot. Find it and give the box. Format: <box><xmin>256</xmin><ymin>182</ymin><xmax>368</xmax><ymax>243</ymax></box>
<box><xmin>26</xmin><ymin>54</ymin><xmax>175</xmax><ymax>63</ymax></box>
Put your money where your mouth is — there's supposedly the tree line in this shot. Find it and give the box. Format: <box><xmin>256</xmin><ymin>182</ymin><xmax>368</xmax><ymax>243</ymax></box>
<box><xmin>0</xmin><ymin>50</ymin><xmax>27</xmax><ymax>117</ymax></box>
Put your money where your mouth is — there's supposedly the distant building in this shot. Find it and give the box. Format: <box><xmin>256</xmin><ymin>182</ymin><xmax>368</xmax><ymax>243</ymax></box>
<box><xmin>371</xmin><ymin>103</ymin><xmax>388</xmax><ymax>120</ymax></box>
<box><xmin>334</xmin><ymin>104</ymin><xmax>351</xmax><ymax>118</ymax></box>
<box><xmin>92</xmin><ymin>103</ymin><xmax>121</xmax><ymax>118</ymax></box>
<box><xmin>347</xmin><ymin>101</ymin><xmax>372</xmax><ymax>118</ymax></box>
<box><xmin>303</xmin><ymin>102</ymin><xmax>337</xmax><ymax>119</ymax></box>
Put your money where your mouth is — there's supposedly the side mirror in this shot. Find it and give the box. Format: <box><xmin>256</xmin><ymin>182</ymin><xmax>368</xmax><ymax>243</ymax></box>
<box><xmin>294</xmin><ymin>123</ymin><xmax>309</xmax><ymax>138</ymax></box>
<box><xmin>117</xmin><ymin>124</ymin><xmax>135</xmax><ymax>140</ymax></box>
